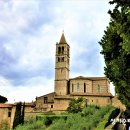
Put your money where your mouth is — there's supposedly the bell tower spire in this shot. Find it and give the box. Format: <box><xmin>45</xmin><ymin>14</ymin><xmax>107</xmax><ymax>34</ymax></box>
<box><xmin>55</xmin><ymin>32</ymin><xmax>70</xmax><ymax>95</ymax></box>
<box><xmin>59</xmin><ymin>31</ymin><xmax>67</xmax><ymax>44</ymax></box>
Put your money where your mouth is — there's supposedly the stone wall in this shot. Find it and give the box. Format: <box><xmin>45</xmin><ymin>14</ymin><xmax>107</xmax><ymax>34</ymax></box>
<box><xmin>69</xmin><ymin>78</ymin><xmax>110</xmax><ymax>94</ymax></box>
<box><xmin>54</xmin><ymin>98</ymin><xmax>69</xmax><ymax>111</ymax></box>
<box><xmin>0</xmin><ymin>105</ymin><xmax>16</xmax><ymax>129</ymax></box>
<box><xmin>70</xmin><ymin>79</ymin><xmax>93</xmax><ymax>93</ymax></box>
<box><xmin>93</xmin><ymin>79</ymin><xmax>108</xmax><ymax>93</ymax></box>
<box><xmin>36</xmin><ymin>92</ymin><xmax>54</xmax><ymax>111</ymax></box>
<box><xmin>53</xmin><ymin>95</ymin><xmax>112</xmax><ymax>111</ymax></box>
<box><xmin>112</xmin><ymin>96</ymin><xmax>126</xmax><ymax>110</ymax></box>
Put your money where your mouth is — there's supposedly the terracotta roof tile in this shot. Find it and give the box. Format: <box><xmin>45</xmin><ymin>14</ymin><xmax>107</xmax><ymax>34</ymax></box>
<box><xmin>70</xmin><ymin>76</ymin><xmax>109</xmax><ymax>80</ymax></box>
<box><xmin>0</xmin><ymin>104</ymin><xmax>14</xmax><ymax>108</ymax></box>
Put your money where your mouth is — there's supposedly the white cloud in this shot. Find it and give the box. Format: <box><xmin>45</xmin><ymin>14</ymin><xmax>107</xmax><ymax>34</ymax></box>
<box><xmin>0</xmin><ymin>0</ymin><xmax>39</xmax><ymax>37</ymax></box>
<box><xmin>110</xmin><ymin>82</ymin><xmax>115</xmax><ymax>96</ymax></box>
<box><xmin>0</xmin><ymin>76</ymin><xmax>54</xmax><ymax>103</ymax></box>
<box><xmin>0</xmin><ymin>0</ymin><xmax>115</xmax><ymax>102</ymax></box>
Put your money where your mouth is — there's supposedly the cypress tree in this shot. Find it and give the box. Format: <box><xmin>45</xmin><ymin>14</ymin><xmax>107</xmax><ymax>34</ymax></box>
<box><xmin>21</xmin><ymin>102</ymin><xmax>25</xmax><ymax>124</ymax></box>
<box><xmin>13</xmin><ymin>102</ymin><xmax>22</xmax><ymax>129</ymax></box>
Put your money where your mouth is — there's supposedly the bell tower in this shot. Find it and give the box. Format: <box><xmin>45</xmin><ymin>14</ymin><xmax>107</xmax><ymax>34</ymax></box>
<box><xmin>55</xmin><ymin>32</ymin><xmax>70</xmax><ymax>95</ymax></box>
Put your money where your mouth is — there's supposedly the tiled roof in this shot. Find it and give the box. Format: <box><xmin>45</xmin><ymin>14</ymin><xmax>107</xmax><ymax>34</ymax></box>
<box><xmin>0</xmin><ymin>103</ymin><xmax>14</xmax><ymax>108</ymax></box>
<box><xmin>54</xmin><ymin>93</ymin><xmax>113</xmax><ymax>99</ymax></box>
<box><xmin>36</xmin><ymin>92</ymin><xmax>55</xmax><ymax>98</ymax></box>
<box><xmin>54</xmin><ymin>95</ymin><xmax>73</xmax><ymax>99</ymax></box>
<box><xmin>70</xmin><ymin>76</ymin><xmax>109</xmax><ymax>81</ymax></box>
<box><xmin>70</xmin><ymin>92</ymin><xmax>113</xmax><ymax>97</ymax></box>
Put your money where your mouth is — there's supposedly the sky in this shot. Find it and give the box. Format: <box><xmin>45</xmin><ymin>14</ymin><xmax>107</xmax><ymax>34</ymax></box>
<box><xmin>0</xmin><ymin>0</ymin><xmax>115</xmax><ymax>103</ymax></box>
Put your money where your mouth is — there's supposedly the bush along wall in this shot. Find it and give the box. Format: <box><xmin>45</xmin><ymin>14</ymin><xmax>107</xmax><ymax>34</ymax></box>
<box><xmin>36</xmin><ymin>115</ymin><xmax>68</xmax><ymax>126</ymax></box>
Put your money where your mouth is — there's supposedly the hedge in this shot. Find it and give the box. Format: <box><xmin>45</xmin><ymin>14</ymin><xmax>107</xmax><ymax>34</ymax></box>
<box><xmin>36</xmin><ymin>115</ymin><xmax>68</xmax><ymax>126</ymax></box>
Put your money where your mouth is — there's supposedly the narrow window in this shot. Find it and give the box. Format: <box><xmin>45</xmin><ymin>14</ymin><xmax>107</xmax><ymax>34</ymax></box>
<box><xmin>51</xmin><ymin>105</ymin><xmax>53</xmax><ymax>108</ymax></box>
<box><xmin>98</xmin><ymin>84</ymin><xmax>100</xmax><ymax>93</ymax></box>
<box><xmin>8</xmin><ymin>112</ymin><xmax>11</xmax><ymax>117</ymax></box>
<box><xmin>67</xmin><ymin>48</ymin><xmax>69</xmax><ymax>53</ymax></box>
<box><xmin>44</xmin><ymin>97</ymin><xmax>48</xmax><ymax>104</ymax></box>
<box><xmin>84</xmin><ymin>83</ymin><xmax>86</xmax><ymax>93</ymax></box>
<box><xmin>8</xmin><ymin>108</ymin><xmax>11</xmax><ymax>117</ymax></box>
<box><xmin>72</xmin><ymin>84</ymin><xmax>73</xmax><ymax>92</ymax></box>
<box><xmin>67</xmin><ymin>84</ymin><xmax>70</xmax><ymax>94</ymax></box>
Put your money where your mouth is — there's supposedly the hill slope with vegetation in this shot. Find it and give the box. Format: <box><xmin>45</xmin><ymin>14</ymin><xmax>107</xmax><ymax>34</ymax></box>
<box><xmin>14</xmin><ymin>105</ymin><xmax>116</xmax><ymax>130</ymax></box>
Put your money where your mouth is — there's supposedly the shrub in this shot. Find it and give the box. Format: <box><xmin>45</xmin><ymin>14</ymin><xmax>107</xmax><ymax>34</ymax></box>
<box><xmin>48</xmin><ymin>118</ymin><xmax>67</xmax><ymax>130</ymax></box>
<box><xmin>0</xmin><ymin>120</ymin><xmax>9</xmax><ymax>130</ymax></box>
<box><xmin>36</xmin><ymin>115</ymin><xmax>68</xmax><ymax>126</ymax></box>
<box><xmin>48</xmin><ymin>105</ymin><xmax>114</xmax><ymax>130</ymax></box>
<box><xmin>67</xmin><ymin>97</ymin><xmax>84</xmax><ymax>113</ymax></box>
<box><xmin>15</xmin><ymin>118</ymin><xmax>46</xmax><ymax>130</ymax></box>
<box><xmin>82</xmin><ymin>105</ymin><xmax>99</xmax><ymax>116</ymax></box>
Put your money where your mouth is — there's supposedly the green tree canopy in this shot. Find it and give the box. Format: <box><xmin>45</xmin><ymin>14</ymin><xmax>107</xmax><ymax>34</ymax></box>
<box><xmin>67</xmin><ymin>97</ymin><xmax>84</xmax><ymax>113</ymax></box>
<box><xmin>0</xmin><ymin>95</ymin><xmax>8</xmax><ymax>103</ymax></box>
<box><xmin>99</xmin><ymin>0</ymin><xmax>130</xmax><ymax>107</ymax></box>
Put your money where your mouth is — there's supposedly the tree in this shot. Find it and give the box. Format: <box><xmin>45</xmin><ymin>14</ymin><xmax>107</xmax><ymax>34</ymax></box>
<box><xmin>0</xmin><ymin>95</ymin><xmax>8</xmax><ymax>103</ymax></box>
<box><xmin>13</xmin><ymin>102</ymin><xmax>25</xmax><ymax>129</ymax></box>
<box><xmin>67</xmin><ymin>97</ymin><xmax>84</xmax><ymax>113</ymax></box>
<box><xmin>13</xmin><ymin>102</ymin><xmax>22</xmax><ymax>128</ymax></box>
<box><xmin>21</xmin><ymin>102</ymin><xmax>25</xmax><ymax>124</ymax></box>
<box><xmin>99</xmin><ymin>0</ymin><xmax>130</xmax><ymax>107</ymax></box>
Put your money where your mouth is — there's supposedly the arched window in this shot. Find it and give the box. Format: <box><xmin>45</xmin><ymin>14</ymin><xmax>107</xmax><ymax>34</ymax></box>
<box><xmin>77</xmin><ymin>83</ymin><xmax>80</xmax><ymax>91</ymax></box>
<box><xmin>58</xmin><ymin>47</ymin><xmax>61</xmax><ymax>54</ymax></box>
<box><xmin>98</xmin><ymin>84</ymin><xmax>100</xmax><ymax>93</ymax></box>
<box><xmin>58</xmin><ymin>57</ymin><xmax>60</xmax><ymax>62</ymax></box>
<box><xmin>84</xmin><ymin>83</ymin><xmax>86</xmax><ymax>93</ymax></box>
<box><xmin>62</xmin><ymin>46</ymin><xmax>64</xmax><ymax>54</ymax></box>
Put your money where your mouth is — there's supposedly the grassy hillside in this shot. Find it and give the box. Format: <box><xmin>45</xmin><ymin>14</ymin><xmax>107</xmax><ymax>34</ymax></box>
<box><xmin>14</xmin><ymin>105</ymin><xmax>116</xmax><ymax>130</ymax></box>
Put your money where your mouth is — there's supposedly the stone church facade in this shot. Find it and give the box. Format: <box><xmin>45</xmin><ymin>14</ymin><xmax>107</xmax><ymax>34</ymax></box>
<box><xmin>36</xmin><ymin>33</ymin><xmax>113</xmax><ymax>111</ymax></box>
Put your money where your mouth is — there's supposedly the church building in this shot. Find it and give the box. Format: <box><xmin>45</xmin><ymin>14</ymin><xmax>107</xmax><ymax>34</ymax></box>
<box><xmin>35</xmin><ymin>33</ymin><xmax>113</xmax><ymax>111</ymax></box>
